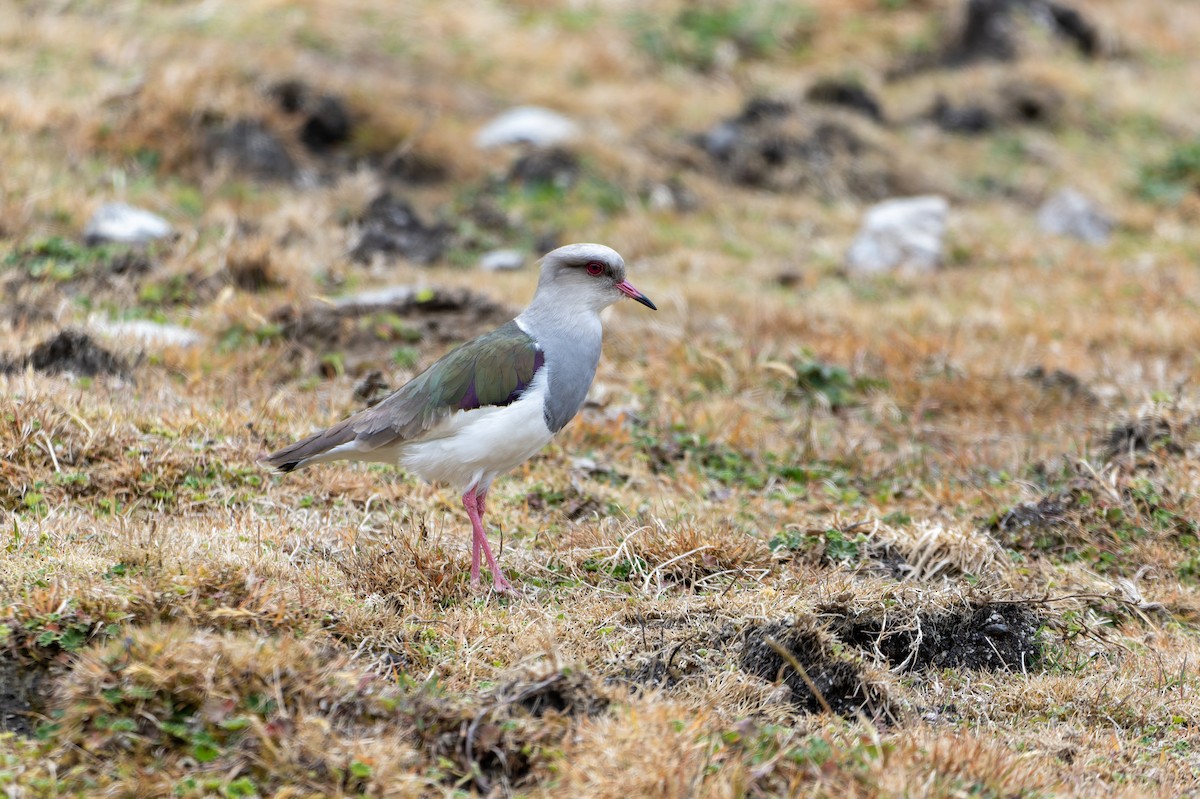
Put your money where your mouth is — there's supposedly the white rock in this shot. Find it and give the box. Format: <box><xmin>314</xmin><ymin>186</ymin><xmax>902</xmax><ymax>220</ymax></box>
<box><xmin>334</xmin><ymin>286</ymin><xmax>416</xmax><ymax>308</ymax></box>
<box><xmin>845</xmin><ymin>195</ymin><xmax>949</xmax><ymax>276</ymax></box>
<box><xmin>479</xmin><ymin>249</ymin><xmax>526</xmax><ymax>272</ymax></box>
<box><xmin>644</xmin><ymin>180</ymin><xmax>698</xmax><ymax>213</ymax></box>
<box><xmin>84</xmin><ymin>202</ymin><xmax>173</xmax><ymax>245</ymax></box>
<box><xmin>89</xmin><ymin>319</ymin><xmax>203</xmax><ymax>349</ymax></box>
<box><xmin>571</xmin><ymin>456</ymin><xmax>599</xmax><ymax>474</ymax></box>
<box><xmin>647</xmin><ymin>183</ymin><xmax>677</xmax><ymax>210</ymax></box>
<box><xmin>474</xmin><ymin>106</ymin><xmax>579</xmax><ymax>149</ymax></box>
<box><xmin>1037</xmin><ymin>188</ymin><xmax>1111</xmax><ymax>245</ymax></box>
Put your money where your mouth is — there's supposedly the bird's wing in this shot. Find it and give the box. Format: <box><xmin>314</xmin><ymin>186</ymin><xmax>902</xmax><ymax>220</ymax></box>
<box><xmin>263</xmin><ymin>321</ymin><xmax>544</xmax><ymax>471</ymax></box>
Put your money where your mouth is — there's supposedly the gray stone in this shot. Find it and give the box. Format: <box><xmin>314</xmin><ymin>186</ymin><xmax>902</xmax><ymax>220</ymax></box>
<box><xmin>1037</xmin><ymin>188</ymin><xmax>1111</xmax><ymax>245</ymax></box>
<box><xmin>88</xmin><ymin>318</ymin><xmax>203</xmax><ymax>349</ymax></box>
<box><xmin>643</xmin><ymin>179</ymin><xmax>698</xmax><ymax>212</ymax></box>
<box><xmin>333</xmin><ymin>286</ymin><xmax>416</xmax><ymax>309</ymax></box>
<box><xmin>479</xmin><ymin>249</ymin><xmax>526</xmax><ymax>272</ymax></box>
<box><xmin>84</xmin><ymin>202</ymin><xmax>172</xmax><ymax>246</ymax></box>
<box><xmin>475</xmin><ymin>106</ymin><xmax>579</xmax><ymax>149</ymax></box>
<box><xmin>845</xmin><ymin>195</ymin><xmax>949</xmax><ymax>276</ymax></box>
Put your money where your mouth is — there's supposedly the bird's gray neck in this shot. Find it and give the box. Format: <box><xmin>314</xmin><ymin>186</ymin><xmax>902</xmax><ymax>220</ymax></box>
<box><xmin>517</xmin><ymin>300</ymin><xmax>603</xmax><ymax>433</ymax></box>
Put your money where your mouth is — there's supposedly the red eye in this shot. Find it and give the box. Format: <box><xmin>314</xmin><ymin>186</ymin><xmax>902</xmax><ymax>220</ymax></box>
<box><xmin>585</xmin><ymin>261</ymin><xmax>604</xmax><ymax>276</ymax></box>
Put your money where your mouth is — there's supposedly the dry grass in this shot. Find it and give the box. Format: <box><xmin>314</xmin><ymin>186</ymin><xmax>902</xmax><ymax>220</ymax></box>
<box><xmin>3</xmin><ymin>0</ymin><xmax>1200</xmax><ymax>796</ymax></box>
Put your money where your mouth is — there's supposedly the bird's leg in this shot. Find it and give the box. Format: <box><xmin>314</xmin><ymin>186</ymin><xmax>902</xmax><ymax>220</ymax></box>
<box><xmin>462</xmin><ymin>490</ymin><xmax>483</xmax><ymax>588</ymax></box>
<box><xmin>463</xmin><ymin>488</ymin><xmax>512</xmax><ymax>592</ymax></box>
<box><xmin>467</xmin><ymin>486</ymin><xmax>512</xmax><ymax>593</ymax></box>
<box><xmin>477</xmin><ymin>531</ymin><xmax>512</xmax><ymax>593</ymax></box>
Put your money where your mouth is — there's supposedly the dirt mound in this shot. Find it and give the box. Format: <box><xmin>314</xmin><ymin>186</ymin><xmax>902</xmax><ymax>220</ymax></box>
<box><xmin>889</xmin><ymin>0</ymin><xmax>1101</xmax><ymax>78</ymax></box>
<box><xmin>995</xmin><ymin>488</ymin><xmax>1076</xmax><ymax>534</ymax></box>
<box><xmin>942</xmin><ymin>0</ymin><xmax>1099</xmax><ymax>66</ymax></box>
<box><xmin>508</xmin><ymin>147</ymin><xmax>581</xmax><ymax>188</ymax></box>
<box><xmin>418</xmin><ymin>669</ymin><xmax>610</xmax><ymax>795</ymax></box>
<box><xmin>206</xmin><ymin>118</ymin><xmax>299</xmax><ymax>181</ymax></box>
<box><xmin>270</xmin><ymin>285</ymin><xmax>512</xmax><ymax>375</ymax></box>
<box><xmin>930</xmin><ymin>77</ymin><xmax>1066</xmax><ymax>135</ymax></box>
<box><xmin>270</xmin><ymin>79</ymin><xmax>354</xmax><ymax>154</ymax></box>
<box><xmin>833</xmin><ymin>602</ymin><xmax>1042</xmax><ymax>673</ymax></box>
<box><xmin>805</xmin><ymin>78</ymin><xmax>884</xmax><ymax>122</ymax></box>
<box><xmin>1023</xmin><ymin>366</ymin><xmax>1097</xmax><ymax>403</ymax></box>
<box><xmin>1</xmin><ymin>330</ymin><xmax>131</xmax><ymax>379</ymax></box>
<box><xmin>991</xmin><ymin>459</ymin><xmax>1196</xmax><ymax>581</ymax></box>
<box><xmin>991</xmin><ymin>481</ymin><xmax>1126</xmax><ymax>566</ymax></box>
<box><xmin>224</xmin><ymin>238</ymin><xmax>285</xmax><ymax>293</ymax></box>
<box><xmin>92</xmin><ymin>73</ymin><xmax>444</xmax><ymax>187</ymax></box>
<box><xmin>350</xmin><ymin>192</ymin><xmax>452</xmax><ymax>265</ymax></box>
<box><xmin>0</xmin><ymin>651</ymin><xmax>51</xmax><ymax>736</ymax></box>
<box><xmin>299</xmin><ymin>96</ymin><xmax>353</xmax><ymax>153</ymax></box>
<box><xmin>692</xmin><ymin>98</ymin><xmax>910</xmax><ymax>200</ymax></box>
<box><xmin>740</xmin><ymin>621</ymin><xmax>891</xmax><ymax>718</ymax></box>
<box><xmin>1103</xmin><ymin>411</ymin><xmax>1191</xmax><ymax>461</ymax></box>
<box><xmin>507</xmin><ymin>670</ymin><xmax>610</xmax><ymax>718</ymax></box>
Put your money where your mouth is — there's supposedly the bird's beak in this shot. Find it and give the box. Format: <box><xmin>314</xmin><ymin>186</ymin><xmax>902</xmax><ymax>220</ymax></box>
<box><xmin>615</xmin><ymin>280</ymin><xmax>657</xmax><ymax>310</ymax></box>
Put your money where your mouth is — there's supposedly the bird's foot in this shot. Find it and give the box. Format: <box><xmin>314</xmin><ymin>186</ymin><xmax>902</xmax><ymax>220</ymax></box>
<box><xmin>467</xmin><ymin>570</ymin><xmax>519</xmax><ymax>596</ymax></box>
<box><xmin>490</xmin><ymin>573</ymin><xmax>518</xmax><ymax>595</ymax></box>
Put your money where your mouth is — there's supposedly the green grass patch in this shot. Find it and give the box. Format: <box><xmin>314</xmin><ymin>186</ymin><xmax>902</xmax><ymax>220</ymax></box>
<box><xmin>628</xmin><ymin>1</ymin><xmax>814</xmax><ymax>71</ymax></box>
<box><xmin>2</xmin><ymin>237</ymin><xmax>137</xmax><ymax>283</ymax></box>
<box><xmin>1138</xmin><ymin>137</ymin><xmax>1200</xmax><ymax>203</ymax></box>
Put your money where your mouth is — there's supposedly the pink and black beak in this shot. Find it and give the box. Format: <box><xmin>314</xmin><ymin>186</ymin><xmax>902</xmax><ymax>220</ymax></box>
<box><xmin>616</xmin><ymin>280</ymin><xmax>657</xmax><ymax>310</ymax></box>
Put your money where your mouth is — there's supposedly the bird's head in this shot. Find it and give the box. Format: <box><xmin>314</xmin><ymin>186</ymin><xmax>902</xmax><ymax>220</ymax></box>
<box><xmin>535</xmin><ymin>243</ymin><xmax>656</xmax><ymax>314</ymax></box>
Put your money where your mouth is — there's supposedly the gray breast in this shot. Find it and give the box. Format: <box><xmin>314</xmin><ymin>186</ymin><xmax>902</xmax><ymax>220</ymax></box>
<box><xmin>538</xmin><ymin>325</ymin><xmax>603</xmax><ymax>433</ymax></box>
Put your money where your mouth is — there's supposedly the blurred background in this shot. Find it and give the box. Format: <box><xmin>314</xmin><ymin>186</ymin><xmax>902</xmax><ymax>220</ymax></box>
<box><xmin>2</xmin><ymin>0</ymin><xmax>1197</xmax><ymax>386</ymax></box>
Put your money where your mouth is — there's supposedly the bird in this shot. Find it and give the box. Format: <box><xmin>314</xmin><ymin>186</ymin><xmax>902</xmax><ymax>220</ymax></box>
<box><xmin>261</xmin><ymin>243</ymin><xmax>656</xmax><ymax>593</ymax></box>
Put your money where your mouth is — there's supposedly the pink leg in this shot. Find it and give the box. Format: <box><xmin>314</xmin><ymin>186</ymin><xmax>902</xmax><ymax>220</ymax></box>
<box><xmin>477</xmin><ymin>527</ymin><xmax>511</xmax><ymax>593</ymax></box>
<box><xmin>463</xmin><ymin>487</ymin><xmax>512</xmax><ymax>593</ymax></box>
<box><xmin>463</xmin><ymin>491</ymin><xmax>483</xmax><ymax>588</ymax></box>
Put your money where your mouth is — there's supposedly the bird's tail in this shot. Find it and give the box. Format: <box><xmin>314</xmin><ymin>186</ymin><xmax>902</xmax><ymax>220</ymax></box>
<box><xmin>260</xmin><ymin>419</ymin><xmax>359</xmax><ymax>473</ymax></box>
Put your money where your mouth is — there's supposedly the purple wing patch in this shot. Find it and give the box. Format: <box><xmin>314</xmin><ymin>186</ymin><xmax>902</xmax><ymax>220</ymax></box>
<box><xmin>453</xmin><ymin>345</ymin><xmax>544</xmax><ymax>412</ymax></box>
<box><xmin>457</xmin><ymin>382</ymin><xmax>480</xmax><ymax>411</ymax></box>
<box><xmin>505</xmin><ymin>348</ymin><xmax>545</xmax><ymax>404</ymax></box>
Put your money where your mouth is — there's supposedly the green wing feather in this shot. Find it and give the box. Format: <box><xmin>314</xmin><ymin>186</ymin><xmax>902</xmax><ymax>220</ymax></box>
<box><xmin>263</xmin><ymin>321</ymin><xmax>545</xmax><ymax>471</ymax></box>
<box><xmin>352</xmin><ymin>320</ymin><xmax>544</xmax><ymax>449</ymax></box>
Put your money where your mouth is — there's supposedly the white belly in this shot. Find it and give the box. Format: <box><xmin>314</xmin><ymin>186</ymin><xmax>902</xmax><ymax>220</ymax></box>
<box><xmin>385</xmin><ymin>374</ymin><xmax>553</xmax><ymax>492</ymax></box>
